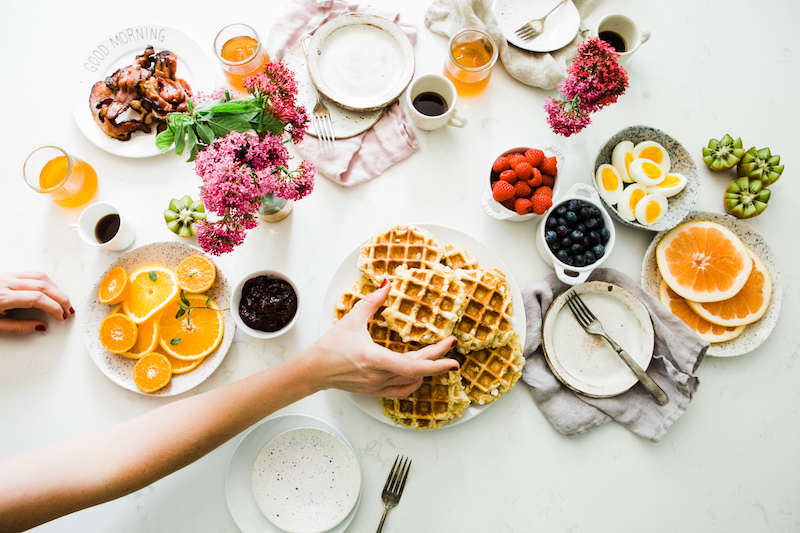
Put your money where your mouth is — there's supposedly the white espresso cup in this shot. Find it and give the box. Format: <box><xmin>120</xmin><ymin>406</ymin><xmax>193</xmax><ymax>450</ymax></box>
<box><xmin>592</xmin><ymin>14</ymin><xmax>651</xmax><ymax>65</ymax></box>
<box><xmin>404</xmin><ymin>74</ymin><xmax>468</xmax><ymax>131</ymax></box>
<box><xmin>68</xmin><ymin>202</ymin><xmax>136</xmax><ymax>251</ymax></box>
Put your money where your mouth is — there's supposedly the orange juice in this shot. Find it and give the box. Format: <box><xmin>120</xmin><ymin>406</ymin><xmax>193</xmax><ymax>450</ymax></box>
<box><xmin>218</xmin><ymin>34</ymin><xmax>269</xmax><ymax>90</ymax></box>
<box><xmin>38</xmin><ymin>155</ymin><xmax>97</xmax><ymax>208</ymax></box>
<box><xmin>444</xmin><ymin>30</ymin><xmax>498</xmax><ymax>96</ymax></box>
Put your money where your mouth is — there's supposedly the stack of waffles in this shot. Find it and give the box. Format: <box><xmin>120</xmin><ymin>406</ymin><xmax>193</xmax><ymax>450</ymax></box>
<box><xmin>334</xmin><ymin>225</ymin><xmax>525</xmax><ymax>430</ymax></box>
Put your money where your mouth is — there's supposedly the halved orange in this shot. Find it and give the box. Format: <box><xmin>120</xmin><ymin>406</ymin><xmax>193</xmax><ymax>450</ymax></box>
<box><xmin>119</xmin><ymin>314</ymin><xmax>161</xmax><ymax>359</ymax></box>
<box><xmin>158</xmin><ymin>294</ymin><xmax>224</xmax><ymax>360</ymax></box>
<box><xmin>688</xmin><ymin>250</ymin><xmax>771</xmax><ymax>327</ymax></box>
<box><xmin>176</xmin><ymin>255</ymin><xmax>216</xmax><ymax>293</ymax></box>
<box><xmin>656</xmin><ymin>221</ymin><xmax>752</xmax><ymax>302</ymax></box>
<box><xmin>659</xmin><ymin>281</ymin><xmax>745</xmax><ymax>343</ymax></box>
<box><xmin>123</xmin><ymin>265</ymin><xmax>179</xmax><ymax>324</ymax></box>
<box><xmin>99</xmin><ymin>267</ymin><xmax>129</xmax><ymax>304</ymax></box>
<box><xmin>133</xmin><ymin>352</ymin><xmax>172</xmax><ymax>393</ymax></box>
<box><xmin>99</xmin><ymin>313</ymin><xmax>139</xmax><ymax>353</ymax></box>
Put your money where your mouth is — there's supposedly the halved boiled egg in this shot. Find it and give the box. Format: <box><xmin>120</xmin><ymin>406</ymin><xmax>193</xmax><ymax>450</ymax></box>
<box><xmin>616</xmin><ymin>183</ymin><xmax>648</xmax><ymax>221</ymax></box>
<box><xmin>595</xmin><ymin>164</ymin><xmax>624</xmax><ymax>205</ymax></box>
<box><xmin>646</xmin><ymin>172</ymin><xmax>687</xmax><ymax>198</ymax></box>
<box><xmin>611</xmin><ymin>141</ymin><xmax>635</xmax><ymax>183</ymax></box>
<box><xmin>634</xmin><ymin>193</ymin><xmax>669</xmax><ymax>225</ymax></box>
<box><xmin>629</xmin><ymin>158</ymin><xmax>666</xmax><ymax>186</ymax></box>
<box><xmin>632</xmin><ymin>141</ymin><xmax>671</xmax><ymax>172</ymax></box>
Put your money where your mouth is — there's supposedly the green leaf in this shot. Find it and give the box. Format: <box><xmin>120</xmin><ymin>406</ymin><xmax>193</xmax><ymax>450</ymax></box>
<box><xmin>155</xmin><ymin>128</ymin><xmax>175</xmax><ymax>152</ymax></box>
<box><xmin>206</xmin><ymin>115</ymin><xmax>254</xmax><ymax>137</ymax></box>
<box><xmin>196</xmin><ymin>123</ymin><xmax>214</xmax><ymax>145</ymax></box>
<box><xmin>206</xmin><ymin>297</ymin><xmax>211</xmax><ymax>308</ymax></box>
<box><xmin>175</xmin><ymin>308</ymin><xmax>186</xmax><ymax>319</ymax></box>
<box><xmin>149</xmin><ymin>271</ymin><xmax>158</xmax><ymax>282</ymax></box>
<box><xmin>170</xmin><ymin>337</ymin><xmax>181</xmax><ymax>345</ymax></box>
<box><xmin>186</xmin><ymin>128</ymin><xmax>197</xmax><ymax>158</ymax></box>
<box><xmin>211</xmin><ymin>100</ymin><xmax>259</xmax><ymax>114</ymax></box>
<box><xmin>174</xmin><ymin>122</ymin><xmax>186</xmax><ymax>155</ymax></box>
<box><xmin>180</xmin><ymin>291</ymin><xmax>191</xmax><ymax>308</ymax></box>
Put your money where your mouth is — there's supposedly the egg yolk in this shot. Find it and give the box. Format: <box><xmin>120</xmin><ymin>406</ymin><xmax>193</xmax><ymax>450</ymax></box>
<box><xmin>640</xmin><ymin>146</ymin><xmax>664</xmax><ymax>164</ymax></box>
<box><xmin>625</xmin><ymin>153</ymin><xmax>634</xmax><ymax>173</ymax></box>
<box><xmin>643</xmin><ymin>162</ymin><xmax>662</xmax><ymax>178</ymax></box>
<box><xmin>602</xmin><ymin>168</ymin><xmax>619</xmax><ymax>191</ymax></box>
<box><xmin>630</xmin><ymin>189</ymin><xmax>645</xmax><ymax>210</ymax></box>
<box><xmin>658</xmin><ymin>175</ymin><xmax>681</xmax><ymax>188</ymax></box>
<box><xmin>646</xmin><ymin>201</ymin><xmax>662</xmax><ymax>222</ymax></box>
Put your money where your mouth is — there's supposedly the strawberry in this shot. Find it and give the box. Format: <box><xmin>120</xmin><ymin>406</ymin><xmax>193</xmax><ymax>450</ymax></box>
<box><xmin>541</xmin><ymin>173</ymin><xmax>555</xmax><ymax>187</ymax></box>
<box><xmin>514</xmin><ymin>198</ymin><xmax>533</xmax><ymax>215</ymax></box>
<box><xmin>492</xmin><ymin>156</ymin><xmax>511</xmax><ymax>173</ymax></box>
<box><xmin>507</xmin><ymin>152</ymin><xmax>525</xmax><ymax>169</ymax></box>
<box><xmin>514</xmin><ymin>162</ymin><xmax>533</xmax><ymax>180</ymax></box>
<box><xmin>528</xmin><ymin>168</ymin><xmax>542</xmax><ymax>188</ymax></box>
<box><xmin>534</xmin><ymin>186</ymin><xmax>552</xmax><ymax>198</ymax></box>
<box><xmin>499</xmin><ymin>169</ymin><xmax>518</xmax><ymax>184</ymax></box>
<box><xmin>525</xmin><ymin>149</ymin><xmax>545</xmax><ymax>168</ymax></box>
<box><xmin>514</xmin><ymin>181</ymin><xmax>532</xmax><ymax>198</ymax></box>
<box><xmin>492</xmin><ymin>180</ymin><xmax>516</xmax><ymax>202</ymax></box>
<box><xmin>531</xmin><ymin>194</ymin><xmax>553</xmax><ymax>215</ymax></box>
<box><xmin>540</xmin><ymin>156</ymin><xmax>558</xmax><ymax>176</ymax></box>
<box><xmin>501</xmin><ymin>198</ymin><xmax>517</xmax><ymax>211</ymax></box>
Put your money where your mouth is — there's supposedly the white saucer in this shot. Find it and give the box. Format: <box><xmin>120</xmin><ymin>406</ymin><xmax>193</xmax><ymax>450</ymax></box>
<box><xmin>493</xmin><ymin>0</ymin><xmax>581</xmax><ymax>52</ymax></box>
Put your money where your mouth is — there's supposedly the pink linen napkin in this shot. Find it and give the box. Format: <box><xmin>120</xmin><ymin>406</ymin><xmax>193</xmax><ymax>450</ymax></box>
<box><xmin>266</xmin><ymin>0</ymin><xmax>420</xmax><ymax>187</ymax></box>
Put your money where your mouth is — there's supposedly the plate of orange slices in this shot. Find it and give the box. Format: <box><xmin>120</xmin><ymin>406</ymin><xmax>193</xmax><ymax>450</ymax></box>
<box><xmin>83</xmin><ymin>242</ymin><xmax>236</xmax><ymax>395</ymax></box>
<box><xmin>641</xmin><ymin>211</ymin><xmax>781</xmax><ymax>357</ymax></box>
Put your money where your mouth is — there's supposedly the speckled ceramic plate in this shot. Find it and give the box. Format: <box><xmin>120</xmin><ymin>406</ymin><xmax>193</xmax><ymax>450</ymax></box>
<box><xmin>593</xmin><ymin>125</ymin><xmax>700</xmax><ymax>232</ymax></box>
<box><xmin>226</xmin><ymin>414</ymin><xmax>362</xmax><ymax>533</ymax></box>
<box><xmin>492</xmin><ymin>0</ymin><xmax>580</xmax><ymax>52</ymax></box>
<box><xmin>542</xmin><ymin>281</ymin><xmax>655</xmax><ymax>397</ymax></box>
<box><xmin>306</xmin><ymin>13</ymin><xmax>415</xmax><ymax>111</ymax></box>
<box><xmin>641</xmin><ymin>211</ymin><xmax>782</xmax><ymax>357</ymax></box>
<box><xmin>283</xmin><ymin>43</ymin><xmax>384</xmax><ymax>139</ymax></box>
<box><xmin>82</xmin><ymin>242</ymin><xmax>235</xmax><ymax>396</ymax></box>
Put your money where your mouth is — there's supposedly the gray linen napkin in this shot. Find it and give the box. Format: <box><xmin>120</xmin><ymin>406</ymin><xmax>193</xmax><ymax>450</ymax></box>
<box><xmin>424</xmin><ymin>0</ymin><xmax>600</xmax><ymax>90</ymax></box>
<box><xmin>521</xmin><ymin>268</ymin><xmax>709</xmax><ymax>442</ymax></box>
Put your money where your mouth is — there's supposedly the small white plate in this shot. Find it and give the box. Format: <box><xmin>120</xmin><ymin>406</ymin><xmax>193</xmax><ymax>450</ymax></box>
<box><xmin>227</xmin><ymin>414</ymin><xmax>362</xmax><ymax>533</ymax></box>
<box><xmin>282</xmin><ymin>43</ymin><xmax>384</xmax><ymax>139</ymax></box>
<box><xmin>543</xmin><ymin>281</ymin><xmax>655</xmax><ymax>397</ymax></box>
<box><xmin>492</xmin><ymin>0</ymin><xmax>581</xmax><ymax>53</ymax></box>
<box><xmin>72</xmin><ymin>24</ymin><xmax>215</xmax><ymax>158</ymax></box>
<box><xmin>82</xmin><ymin>242</ymin><xmax>235</xmax><ymax>396</ymax></box>
<box><xmin>320</xmin><ymin>223</ymin><xmax>527</xmax><ymax>429</ymax></box>
<box><xmin>641</xmin><ymin>211</ymin><xmax>782</xmax><ymax>357</ymax></box>
<box><xmin>307</xmin><ymin>13</ymin><xmax>415</xmax><ymax>111</ymax></box>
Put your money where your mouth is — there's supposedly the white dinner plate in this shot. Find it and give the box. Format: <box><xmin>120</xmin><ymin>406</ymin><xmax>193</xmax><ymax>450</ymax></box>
<box><xmin>227</xmin><ymin>414</ymin><xmax>362</xmax><ymax>533</ymax></box>
<box><xmin>82</xmin><ymin>242</ymin><xmax>235</xmax><ymax>396</ymax></box>
<box><xmin>641</xmin><ymin>211</ymin><xmax>782</xmax><ymax>357</ymax></box>
<box><xmin>320</xmin><ymin>224</ymin><xmax>527</xmax><ymax>429</ymax></box>
<box><xmin>542</xmin><ymin>281</ymin><xmax>655</xmax><ymax>397</ymax></box>
<box><xmin>72</xmin><ymin>24</ymin><xmax>215</xmax><ymax>158</ymax></box>
<box><xmin>306</xmin><ymin>13</ymin><xmax>415</xmax><ymax>111</ymax></box>
<box><xmin>492</xmin><ymin>0</ymin><xmax>581</xmax><ymax>53</ymax></box>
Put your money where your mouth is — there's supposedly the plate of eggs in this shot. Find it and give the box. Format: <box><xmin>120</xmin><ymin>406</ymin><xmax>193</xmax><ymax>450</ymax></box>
<box><xmin>593</xmin><ymin>125</ymin><xmax>700</xmax><ymax>232</ymax></box>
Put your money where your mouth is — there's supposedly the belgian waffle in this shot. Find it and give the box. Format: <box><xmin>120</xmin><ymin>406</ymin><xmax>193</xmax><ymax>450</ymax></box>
<box><xmin>380</xmin><ymin>370</ymin><xmax>470</xmax><ymax>430</ymax></box>
<box><xmin>358</xmin><ymin>225</ymin><xmax>445</xmax><ymax>281</ymax></box>
<box><xmin>452</xmin><ymin>268</ymin><xmax>516</xmax><ymax>353</ymax></box>
<box><xmin>454</xmin><ymin>335</ymin><xmax>524</xmax><ymax>405</ymax></box>
<box><xmin>380</xmin><ymin>265</ymin><xmax>466</xmax><ymax>344</ymax></box>
<box><xmin>441</xmin><ymin>244</ymin><xmax>480</xmax><ymax>270</ymax></box>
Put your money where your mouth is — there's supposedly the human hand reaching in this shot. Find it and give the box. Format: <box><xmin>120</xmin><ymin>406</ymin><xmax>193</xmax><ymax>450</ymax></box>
<box><xmin>0</xmin><ymin>272</ymin><xmax>74</xmax><ymax>335</ymax></box>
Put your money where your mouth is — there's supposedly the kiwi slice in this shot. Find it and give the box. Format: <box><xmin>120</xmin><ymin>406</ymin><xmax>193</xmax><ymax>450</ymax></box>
<box><xmin>164</xmin><ymin>195</ymin><xmax>207</xmax><ymax>237</ymax></box>
<box><xmin>702</xmin><ymin>134</ymin><xmax>744</xmax><ymax>171</ymax></box>
<box><xmin>724</xmin><ymin>176</ymin><xmax>771</xmax><ymax>219</ymax></box>
<box><xmin>737</xmin><ymin>147</ymin><xmax>784</xmax><ymax>185</ymax></box>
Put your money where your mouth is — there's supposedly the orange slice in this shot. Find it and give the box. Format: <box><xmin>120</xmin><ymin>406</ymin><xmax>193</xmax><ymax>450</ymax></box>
<box><xmin>164</xmin><ymin>352</ymin><xmax>206</xmax><ymax>374</ymax></box>
<box><xmin>659</xmin><ymin>281</ymin><xmax>745</xmax><ymax>343</ymax></box>
<box><xmin>687</xmin><ymin>250</ymin><xmax>771</xmax><ymax>327</ymax></box>
<box><xmin>123</xmin><ymin>265</ymin><xmax>179</xmax><ymax>324</ymax></box>
<box><xmin>133</xmin><ymin>352</ymin><xmax>172</xmax><ymax>393</ymax></box>
<box><xmin>99</xmin><ymin>313</ymin><xmax>139</xmax><ymax>353</ymax></box>
<box><xmin>656</xmin><ymin>221</ymin><xmax>752</xmax><ymax>302</ymax></box>
<box><xmin>99</xmin><ymin>266</ymin><xmax>129</xmax><ymax>304</ymax></box>
<box><xmin>158</xmin><ymin>294</ymin><xmax>224</xmax><ymax>360</ymax></box>
<box><xmin>119</xmin><ymin>314</ymin><xmax>161</xmax><ymax>359</ymax></box>
<box><xmin>176</xmin><ymin>255</ymin><xmax>217</xmax><ymax>293</ymax></box>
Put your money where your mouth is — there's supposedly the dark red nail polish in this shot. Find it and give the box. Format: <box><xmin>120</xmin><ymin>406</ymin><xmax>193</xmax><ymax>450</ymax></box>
<box><xmin>35</xmin><ymin>325</ymin><xmax>46</xmax><ymax>331</ymax></box>
<box><xmin>63</xmin><ymin>313</ymin><xmax>68</xmax><ymax>320</ymax></box>
<box><xmin>69</xmin><ymin>307</ymin><xmax>75</xmax><ymax>315</ymax></box>
<box><xmin>379</xmin><ymin>279</ymin><xmax>388</xmax><ymax>289</ymax></box>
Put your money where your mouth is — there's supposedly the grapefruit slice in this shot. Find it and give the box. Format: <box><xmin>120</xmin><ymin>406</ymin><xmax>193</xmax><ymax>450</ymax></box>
<box><xmin>656</xmin><ymin>221</ymin><xmax>752</xmax><ymax>302</ymax></box>
<box><xmin>123</xmin><ymin>265</ymin><xmax>180</xmax><ymax>324</ymax></box>
<box><xmin>659</xmin><ymin>281</ymin><xmax>745</xmax><ymax>343</ymax></box>
<box><xmin>687</xmin><ymin>250</ymin><xmax>771</xmax><ymax>327</ymax></box>
<box><xmin>158</xmin><ymin>294</ymin><xmax>224</xmax><ymax>360</ymax></box>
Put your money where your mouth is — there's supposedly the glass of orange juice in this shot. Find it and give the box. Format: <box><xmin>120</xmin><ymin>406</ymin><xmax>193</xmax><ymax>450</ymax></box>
<box><xmin>443</xmin><ymin>29</ymin><xmax>499</xmax><ymax>96</ymax></box>
<box><xmin>22</xmin><ymin>146</ymin><xmax>97</xmax><ymax>208</ymax></box>
<box><xmin>214</xmin><ymin>23</ymin><xmax>270</xmax><ymax>91</ymax></box>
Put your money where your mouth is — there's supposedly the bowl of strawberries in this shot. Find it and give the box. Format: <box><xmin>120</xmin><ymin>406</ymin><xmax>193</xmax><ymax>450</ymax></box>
<box><xmin>481</xmin><ymin>143</ymin><xmax>563</xmax><ymax>221</ymax></box>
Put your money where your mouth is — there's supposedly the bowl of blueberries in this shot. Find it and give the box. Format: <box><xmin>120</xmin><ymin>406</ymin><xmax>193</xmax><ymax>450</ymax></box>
<box><xmin>536</xmin><ymin>183</ymin><xmax>615</xmax><ymax>285</ymax></box>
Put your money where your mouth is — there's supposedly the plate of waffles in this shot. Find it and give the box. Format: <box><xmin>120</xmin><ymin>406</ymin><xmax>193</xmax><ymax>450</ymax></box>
<box><xmin>320</xmin><ymin>224</ymin><xmax>526</xmax><ymax>430</ymax></box>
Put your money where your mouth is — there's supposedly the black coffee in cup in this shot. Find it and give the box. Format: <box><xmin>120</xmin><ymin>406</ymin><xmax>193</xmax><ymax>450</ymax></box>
<box><xmin>95</xmin><ymin>213</ymin><xmax>121</xmax><ymax>244</ymax></box>
<box><xmin>412</xmin><ymin>92</ymin><xmax>448</xmax><ymax>117</ymax></box>
<box><xmin>599</xmin><ymin>31</ymin><xmax>626</xmax><ymax>53</ymax></box>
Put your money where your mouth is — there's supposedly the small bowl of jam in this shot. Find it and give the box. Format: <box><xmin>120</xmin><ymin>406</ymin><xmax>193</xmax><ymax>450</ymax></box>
<box><xmin>231</xmin><ymin>270</ymin><xmax>300</xmax><ymax>339</ymax></box>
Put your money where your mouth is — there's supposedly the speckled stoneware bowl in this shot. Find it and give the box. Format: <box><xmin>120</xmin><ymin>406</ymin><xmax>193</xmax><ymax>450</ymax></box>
<box><xmin>82</xmin><ymin>242</ymin><xmax>236</xmax><ymax>396</ymax></box>
<box><xmin>593</xmin><ymin>125</ymin><xmax>700</xmax><ymax>232</ymax></box>
<box><xmin>641</xmin><ymin>211</ymin><xmax>782</xmax><ymax>357</ymax></box>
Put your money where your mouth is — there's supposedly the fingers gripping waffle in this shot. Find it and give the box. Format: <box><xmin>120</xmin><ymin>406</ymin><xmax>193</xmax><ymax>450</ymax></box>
<box><xmin>452</xmin><ymin>269</ymin><xmax>516</xmax><ymax>353</ymax></box>
<box><xmin>358</xmin><ymin>225</ymin><xmax>445</xmax><ymax>281</ymax></box>
<box><xmin>455</xmin><ymin>335</ymin><xmax>524</xmax><ymax>405</ymax></box>
<box><xmin>380</xmin><ymin>370</ymin><xmax>470</xmax><ymax>430</ymax></box>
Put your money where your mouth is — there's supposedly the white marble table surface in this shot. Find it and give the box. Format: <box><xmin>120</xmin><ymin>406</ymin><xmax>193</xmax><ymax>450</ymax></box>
<box><xmin>1</xmin><ymin>0</ymin><xmax>798</xmax><ymax>531</ymax></box>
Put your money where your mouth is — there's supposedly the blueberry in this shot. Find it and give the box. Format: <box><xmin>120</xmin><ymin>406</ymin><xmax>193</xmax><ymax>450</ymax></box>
<box><xmin>556</xmin><ymin>250</ymin><xmax>569</xmax><ymax>264</ymax></box>
<box><xmin>585</xmin><ymin>217</ymin><xmax>599</xmax><ymax>230</ymax></box>
<box><xmin>576</xmin><ymin>223</ymin><xmax>587</xmax><ymax>233</ymax></box>
<box><xmin>557</xmin><ymin>217</ymin><xmax>567</xmax><ymax>227</ymax></box>
<box><xmin>573</xmin><ymin>254</ymin><xmax>586</xmax><ymax>267</ymax></box>
<box><xmin>565</xmin><ymin>254</ymin><xmax>574</xmax><ymax>266</ymax></box>
<box><xmin>565</xmin><ymin>211</ymin><xmax>578</xmax><ymax>227</ymax></box>
<box><xmin>556</xmin><ymin>225</ymin><xmax>570</xmax><ymax>238</ymax></box>
<box><xmin>579</xmin><ymin>207</ymin><xmax>592</xmax><ymax>220</ymax></box>
<box><xmin>567</xmin><ymin>199</ymin><xmax>581</xmax><ymax>212</ymax></box>
<box><xmin>546</xmin><ymin>216</ymin><xmax>558</xmax><ymax>229</ymax></box>
<box><xmin>549</xmin><ymin>240</ymin><xmax>561</xmax><ymax>251</ymax></box>
<box><xmin>570</xmin><ymin>230</ymin><xmax>584</xmax><ymax>242</ymax></box>
<box><xmin>592</xmin><ymin>244</ymin><xmax>605</xmax><ymax>258</ymax></box>
<box><xmin>599</xmin><ymin>227</ymin><xmax>611</xmax><ymax>244</ymax></box>
<box><xmin>584</xmin><ymin>250</ymin><xmax>596</xmax><ymax>265</ymax></box>
<box><xmin>587</xmin><ymin>230</ymin><xmax>601</xmax><ymax>244</ymax></box>
<box><xmin>545</xmin><ymin>230</ymin><xmax>557</xmax><ymax>244</ymax></box>
<box><xmin>589</xmin><ymin>206</ymin><xmax>602</xmax><ymax>218</ymax></box>
<box><xmin>570</xmin><ymin>243</ymin><xmax>584</xmax><ymax>255</ymax></box>
<box><xmin>561</xmin><ymin>237</ymin><xmax>572</xmax><ymax>249</ymax></box>
<box><xmin>555</xmin><ymin>205</ymin><xmax>567</xmax><ymax>217</ymax></box>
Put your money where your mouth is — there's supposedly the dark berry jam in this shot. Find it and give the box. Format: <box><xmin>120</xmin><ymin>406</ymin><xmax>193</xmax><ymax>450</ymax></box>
<box><xmin>238</xmin><ymin>276</ymin><xmax>298</xmax><ymax>332</ymax></box>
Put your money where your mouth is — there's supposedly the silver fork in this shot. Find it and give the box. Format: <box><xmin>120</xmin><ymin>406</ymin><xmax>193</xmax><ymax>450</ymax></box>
<box><xmin>376</xmin><ymin>455</ymin><xmax>411</xmax><ymax>533</ymax></box>
<box><xmin>565</xmin><ymin>290</ymin><xmax>669</xmax><ymax>406</ymax></box>
<box><xmin>301</xmin><ymin>35</ymin><xmax>335</xmax><ymax>143</ymax></box>
<box><xmin>514</xmin><ymin>0</ymin><xmax>569</xmax><ymax>41</ymax></box>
